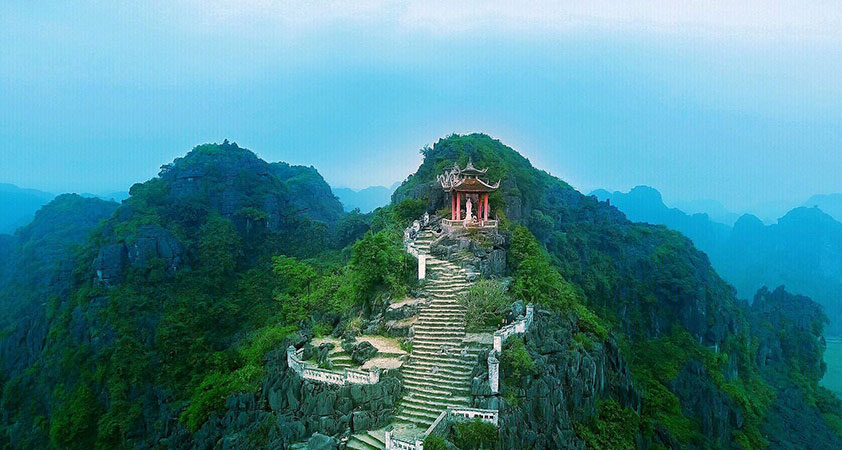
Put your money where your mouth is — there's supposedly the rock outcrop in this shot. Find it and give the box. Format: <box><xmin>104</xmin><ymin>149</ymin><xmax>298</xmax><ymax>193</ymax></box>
<box><xmin>430</xmin><ymin>230</ymin><xmax>507</xmax><ymax>279</ymax></box>
<box><xmin>477</xmin><ymin>311</ymin><xmax>640</xmax><ymax>450</ymax></box>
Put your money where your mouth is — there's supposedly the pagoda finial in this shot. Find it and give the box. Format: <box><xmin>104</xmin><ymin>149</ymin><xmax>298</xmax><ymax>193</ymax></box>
<box><xmin>465</xmin><ymin>158</ymin><xmax>476</xmax><ymax>172</ymax></box>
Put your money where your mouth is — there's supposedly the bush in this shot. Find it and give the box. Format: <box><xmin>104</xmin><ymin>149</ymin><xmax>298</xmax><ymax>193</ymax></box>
<box><xmin>574</xmin><ymin>399</ymin><xmax>641</xmax><ymax>450</ymax></box>
<box><xmin>423</xmin><ymin>434</ymin><xmax>448</xmax><ymax>450</ymax></box>
<box><xmin>451</xmin><ymin>418</ymin><xmax>499</xmax><ymax>449</ymax></box>
<box><xmin>392</xmin><ymin>198</ymin><xmax>427</xmax><ymax>225</ymax></box>
<box><xmin>180</xmin><ymin>324</ymin><xmax>295</xmax><ymax>431</ymax></box>
<box><xmin>501</xmin><ymin>337</ymin><xmax>535</xmax><ymax>387</ymax></box>
<box><xmin>350</xmin><ymin>230</ymin><xmax>412</xmax><ymax>298</ymax></box>
<box><xmin>460</xmin><ymin>280</ymin><xmax>510</xmax><ymax>332</ymax></box>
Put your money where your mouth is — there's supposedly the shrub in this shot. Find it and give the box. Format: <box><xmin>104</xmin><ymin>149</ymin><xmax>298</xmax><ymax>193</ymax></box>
<box><xmin>501</xmin><ymin>337</ymin><xmax>535</xmax><ymax>387</ymax></box>
<box><xmin>350</xmin><ymin>230</ymin><xmax>412</xmax><ymax>298</ymax></box>
<box><xmin>460</xmin><ymin>280</ymin><xmax>510</xmax><ymax>332</ymax></box>
<box><xmin>451</xmin><ymin>418</ymin><xmax>499</xmax><ymax>449</ymax></box>
<box><xmin>575</xmin><ymin>399</ymin><xmax>640</xmax><ymax>450</ymax></box>
<box><xmin>423</xmin><ymin>434</ymin><xmax>448</xmax><ymax>450</ymax></box>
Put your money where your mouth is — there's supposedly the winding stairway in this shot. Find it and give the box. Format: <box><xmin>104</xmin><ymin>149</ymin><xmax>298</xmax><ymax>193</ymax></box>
<box><xmin>347</xmin><ymin>228</ymin><xmax>487</xmax><ymax>450</ymax></box>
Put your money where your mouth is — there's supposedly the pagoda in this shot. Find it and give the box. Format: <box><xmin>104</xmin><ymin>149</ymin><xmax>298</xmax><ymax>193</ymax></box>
<box><xmin>437</xmin><ymin>160</ymin><xmax>500</xmax><ymax>230</ymax></box>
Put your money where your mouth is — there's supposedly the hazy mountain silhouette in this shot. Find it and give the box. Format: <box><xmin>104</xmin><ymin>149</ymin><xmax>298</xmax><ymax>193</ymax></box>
<box><xmin>0</xmin><ymin>183</ymin><xmax>55</xmax><ymax>234</ymax></box>
<box><xmin>804</xmin><ymin>194</ymin><xmax>842</xmax><ymax>223</ymax></box>
<box><xmin>593</xmin><ymin>186</ymin><xmax>842</xmax><ymax>338</ymax></box>
<box><xmin>333</xmin><ymin>184</ymin><xmax>397</xmax><ymax>213</ymax></box>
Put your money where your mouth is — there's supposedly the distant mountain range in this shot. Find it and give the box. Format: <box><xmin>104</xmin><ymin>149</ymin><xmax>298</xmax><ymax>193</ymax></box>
<box><xmin>0</xmin><ymin>184</ymin><xmax>128</xmax><ymax>234</ymax></box>
<box><xmin>332</xmin><ymin>181</ymin><xmax>400</xmax><ymax>213</ymax></box>
<box><xmin>593</xmin><ymin>186</ymin><xmax>842</xmax><ymax>337</ymax></box>
<box><xmin>0</xmin><ymin>184</ymin><xmax>55</xmax><ymax>234</ymax></box>
<box><xmin>804</xmin><ymin>193</ymin><xmax>842</xmax><ymax>223</ymax></box>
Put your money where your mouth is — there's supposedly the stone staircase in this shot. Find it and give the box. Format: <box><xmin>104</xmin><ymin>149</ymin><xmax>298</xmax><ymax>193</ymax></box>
<box><xmin>346</xmin><ymin>228</ymin><xmax>489</xmax><ymax>450</ymax></box>
<box><xmin>329</xmin><ymin>346</ymin><xmax>355</xmax><ymax>370</ymax></box>
<box><xmin>347</xmin><ymin>428</ymin><xmax>387</xmax><ymax>450</ymax></box>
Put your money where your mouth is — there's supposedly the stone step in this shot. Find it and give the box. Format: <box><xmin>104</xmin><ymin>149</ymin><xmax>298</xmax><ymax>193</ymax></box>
<box><xmin>401</xmin><ymin>383</ymin><xmax>454</xmax><ymax>398</ymax></box>
<box><xmin>403</xmin><ymin>374</ymin><xmax>471</xmax><ymax>389</ymax></box>
<box><xmin>425</xmin><ymin>280</ymin><xmax>469</xmax><ymax>285</ymax></box>
<box><xmin>421</xmin><ymin>304</ymin><xmax>467</xmax><ymax>311</ymax></box>
<box><xmin>399</xmin><ymin>399</ymin><xmax>450</xmax><ymax>418</ymax></box>
<box><xmin>407</xmin><ymin>354</ymin><xmax>473</xmax><ymax>366</ymax></box>
<box><xmin>415</xmin><ymin>317</ymin><xmax>465</xmax><ymax>325</ymax></box>
<box><xmin>401</xmin><ymin>394</ymin><xmax>470</xmax><ymax>413</ymax></box>
<box><xmin>409</xmin><ymin>390</ymin><xmax>471</xmax><ymax>406</ymax></box>
<box><xmin>347</xmin><ymin>432</ymin><xmax>384</xmax><ymax>450</ymax></box>
<box><xmin>393</xmin><ymin>410</ymin><xmax>438</xmax><ymax>428</ymax></box>
<box><xmin>404</xmin><ymin>364</ymin><xmax>472</xmax><ymax>378</ymax></box>
<box><xmin>408</xmin><ymin>362</ymin><xmax>473</xmax><ymax>375</ymax></box>
<box><xmin>403</xmin><ymin>363</ymin><xmax>472</xmax><ymax>377</ymax></box>
<box><xmin>414</xmin><ymin>328</ymin><xmax>466</xmax><ymax>336</ymax></box>
<box><xmin>413</xmin><ymin>334</ymin><xmax>464</xmax><ymax>342</ymax></box>
<box><xmin>396</xmin><ymin>405</ymin><xmax>443</xmax><ymax>423</ymax></box>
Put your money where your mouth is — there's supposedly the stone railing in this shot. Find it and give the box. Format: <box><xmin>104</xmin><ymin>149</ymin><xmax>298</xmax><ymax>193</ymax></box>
<box><xmin>441</xmin><ymin>218</ymin><xmax>498</xmax><ymax>230</ymax></box>
<box><xmin>384</xmin><ymin>407</ymin><xmax>499</xmax><ymax>450</ymax></box>
<box><xmin>449</xmin><ymin>407</ymin><xmax>500</xmax><ymax>426</ymax></box>
<box><xmin>488</xmin><ymin>304</ymin><xmax>534</xmax><ymax>393</ymax></box>
<box><xmin>287</xmin><ymin>346</ymin><xmax>380</xmax><ymax>386</ymax></box>
<box><xmin>493</xmin><ymin>304</ymin><xmax>534</xmax><ymax>353</ymax></box>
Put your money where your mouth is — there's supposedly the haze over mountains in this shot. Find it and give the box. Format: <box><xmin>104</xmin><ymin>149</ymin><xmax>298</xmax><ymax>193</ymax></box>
<box><xmin>332</xmin><ymin>182</ymin><xmax>400</xmax><ymax>213</ymax></box>
<box><xmin>0</xmin><ymin>185</ymin><xmax>129</xmax><ymax>235</ymax></box>
<box><xmin>593</xmin><ymin>185</ymin><xmax>842</xmax><ymax>338</ymax></box>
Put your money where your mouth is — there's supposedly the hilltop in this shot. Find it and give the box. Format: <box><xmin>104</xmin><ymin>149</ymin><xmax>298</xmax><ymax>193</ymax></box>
<box><xmin>0</xmin><ymin>135</ymin><xmax>840</xmax><ymax>450</ymax></box>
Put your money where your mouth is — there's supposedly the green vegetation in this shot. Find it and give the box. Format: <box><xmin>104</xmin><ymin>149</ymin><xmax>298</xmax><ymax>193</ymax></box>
<box><xmin>422</xmin><ymin>434</ymin><xmax>448</xmax><ymax>450</ymax></box>
<box><xmin>460</xmin><ymin>280</ymin><xmax>510</xmax><ymax>332</ymax></box>
<box><xmin>822</xmin><ymin>339</ymin><xmax>842</xmax><ymax>397</ymax></box>
<box><xmin>575</xmin><ymin>399</ymin><xmax>642</xmax><ymax>450</ymax></box>
<box><xmin>500</xmin><ymin>337</ymin><xmax>535</xmax><ymax>388</ymax></box>
<box><xmin>181</xmin><ymin>324</ymin><xmax>296</xmax><ymax>431</ymax></box>
<box><xmin>0</xmin><ymin>143</ymin><xmax>420</xmax><ymax>449</ymax></box>
<box><xmin>450</xmin><ymin>418</ymin><xmax>499</xmax><ymax>449</ymax></box>
<box><xmin>4</xmin><ymin>135</ymin><xmax>842</xmax><ymax>449</ymax></box>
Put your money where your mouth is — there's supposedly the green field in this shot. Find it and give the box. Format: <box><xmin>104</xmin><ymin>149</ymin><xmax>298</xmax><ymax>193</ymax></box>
<box><xmin>823</xmin><ymin>339</ymin><xmax>842</xmax><ymax>397</ymax></box>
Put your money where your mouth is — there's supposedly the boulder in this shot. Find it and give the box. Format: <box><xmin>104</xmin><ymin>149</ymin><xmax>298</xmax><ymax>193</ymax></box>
<box><xmin>307</xmin><ymin>433</ymin><xmax>338</xmax><ymax>450</ymax></box>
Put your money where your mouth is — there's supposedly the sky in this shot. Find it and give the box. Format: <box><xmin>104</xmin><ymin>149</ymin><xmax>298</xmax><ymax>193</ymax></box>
<box><xmin>2</xmin><ymin>1</ymin><xmax>841</xmax><ymax>213</ymax></box>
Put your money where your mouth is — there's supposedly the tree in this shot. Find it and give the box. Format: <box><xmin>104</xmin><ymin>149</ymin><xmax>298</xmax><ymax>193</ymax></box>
<box><xmin>198</xmin><ymin>214</ymin><xmax>241</xmax><ymax>281</ymax></box>
<box><xmin>272</xmin><ymin>255</ymin><xmax>317</xmax><ymax>299</ymax></box>
<box><xmin>350</xmin><ymin>230</ymin><xmax>411</xmax><ymax>298</ymax></box>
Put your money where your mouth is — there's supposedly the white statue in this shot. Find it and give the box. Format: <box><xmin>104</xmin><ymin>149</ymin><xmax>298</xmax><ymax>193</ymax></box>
<box><xmin>465</xmin><ymin>198</ymin><xmax>473</xmax><ymax>222</ymax></box>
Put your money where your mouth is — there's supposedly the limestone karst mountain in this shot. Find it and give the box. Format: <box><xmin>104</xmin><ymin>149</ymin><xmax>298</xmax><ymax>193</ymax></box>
<box><xmin>594</xmin><ymin>185</ymin><xmax>842</xmax><ymax>338</ymax></box>
<box><xmin>334</xmin><ymin>185</ymin><xmax>397</xmax><ymax>213</ymax></box>
<box><xmin>0</xmin><ymin>135</ymin><xmax>840</xmax><ymax>449</ymax></box>
<box><xmin>0</xmin><ymin>183</ymin><xmax>55</xmax><ymax>234</ymax></box>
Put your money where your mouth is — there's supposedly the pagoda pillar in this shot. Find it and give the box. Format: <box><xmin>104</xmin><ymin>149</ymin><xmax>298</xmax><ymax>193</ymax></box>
<box><xmin>456</xmin><ymin>192</ymin><xmax>461</xmax><ymax>221</ymax></box>
<box><xmin>484</xmin><ymin>194</ymin><xmax>489</xmax><ymax>221</ymax></box>
<box><xmin>451</xmin><ymin>192</ymin><xmax>456</xmax><ymax>220</ymax></box>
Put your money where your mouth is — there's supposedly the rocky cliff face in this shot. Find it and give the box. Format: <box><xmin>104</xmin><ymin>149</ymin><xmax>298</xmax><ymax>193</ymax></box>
<box><xmin>470</xmin><ymin>310</ymin><xmax>640</xmax><ymax>450</ymax></box>
<box><xmin>430</xmin><ymin>230</ymin><xmax>507</xmax><ymax>279</ymax></box>
<box><xmin>158</xmin><ymin>348</ymin><xmax>402</xmax><ymax>450</ymax></box>
<box><xmin>0</xmin><ymin>194</ymin><xmax>118</xmax><ymax>376</ymax></box>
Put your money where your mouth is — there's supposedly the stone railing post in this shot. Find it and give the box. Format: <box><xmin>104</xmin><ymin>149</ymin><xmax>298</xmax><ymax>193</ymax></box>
<box><xmin>488</xmin><ymin>354</ymin><xmax>500</xmax><ymax>394</ymax></box>
<box><xmin>525</xmin><ymin>304</ymin><xmax>534</xmax><ymax>327</ymax></box>
<box><xmin>384</xmin><ymin>431</ymin><xmax>391</xmax><ymax>449</ymax></box>
<box><xmin>493</xmin><ymin>331</ymin><xmax>502</xmax><ymax>353</ymax></box>
<box><xmin>418</xmin><ymin>254</ymin><xmax>426</xmax><ymax>280</ymax></box>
